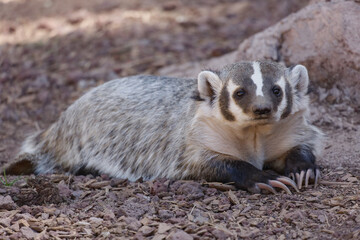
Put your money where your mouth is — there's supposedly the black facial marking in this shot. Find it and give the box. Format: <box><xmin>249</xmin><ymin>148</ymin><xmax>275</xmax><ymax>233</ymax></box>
<box><xmin>232</xmin><ymin>78</ymin><xmax>256</xmax><ymax>114</ymax></box>
<box><xmin>222</xmin><ymin>63</ymin><xmax>256</xmax><ymax>115</ymax></box>
<box><xmin>281</xmin><ymin>80</ymin><xmax>293</xmax><ymax>119</ymax></box>
<box><xmin>262</xmin><ymin>77</ymin><xmax>283</xmax><ymax>113</ymax></box>
<box><xmin>219</xmin><ymin>84</ymin><xmax>235</xmax><ymax>121</ymax></box>
<box><xmin>258</xmin><ymin>61</ymin><xmax>287</xmax><ymax>114</ymax></box>
<box><xmin>218</xmin><ymin>61</ymin><xmax>290</xmax><ymax>120</ymax></box>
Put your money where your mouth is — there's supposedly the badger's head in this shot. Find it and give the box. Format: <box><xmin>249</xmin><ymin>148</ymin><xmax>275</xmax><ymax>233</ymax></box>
<box><xmin>197</xmin><ymin>61</ymin><xmax>310</xmax><ymax>126</ymax></box>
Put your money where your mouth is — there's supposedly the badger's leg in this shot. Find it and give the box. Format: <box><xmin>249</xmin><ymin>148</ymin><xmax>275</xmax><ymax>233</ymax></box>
<box><xmin>283</xmin><ymin>145</ymin><xmax>320</xmax><ymax>189</ymax></box>
<box><xmin>204</xmin><ymin>159</ymin><xmax>298</xmax><ymax>194</ymax></box>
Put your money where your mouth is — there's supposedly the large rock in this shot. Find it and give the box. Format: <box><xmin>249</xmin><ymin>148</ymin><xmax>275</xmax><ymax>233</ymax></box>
<box><xmin>159</xmin><ymin>0</ymin><xmax>360</xmax><ymax>102</ymax></box>
<box><xmin>236</xmin><ymin>0</ymin><xmax>360</xmax><ymax>95</ymax></box>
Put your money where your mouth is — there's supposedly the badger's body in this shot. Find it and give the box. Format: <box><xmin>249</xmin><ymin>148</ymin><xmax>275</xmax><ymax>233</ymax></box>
<box><xmin>6</xmin><ymin>61</ymin><xmax>323</xmax><ymax>193</ymax></box>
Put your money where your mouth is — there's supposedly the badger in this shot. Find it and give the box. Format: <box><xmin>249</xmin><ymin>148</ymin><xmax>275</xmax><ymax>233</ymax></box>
<box><xmin>4</xmin><ymin>61</ymin><xmax>323</xmax><ymax>194</ymax></box>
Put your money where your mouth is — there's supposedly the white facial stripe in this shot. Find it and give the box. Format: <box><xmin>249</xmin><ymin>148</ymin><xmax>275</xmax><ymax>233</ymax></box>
<box><xmin>251</xmin><ymin>62</ymin><xmax>264</xmax><ymax>97</ymax></box>
<box><xmin>227</xmin><ymin>79</ymin><xmax>249</xmax><ymax>122</ymax></box>
<box><xmin>277</xmin><ymin>76</ymin><xmax>286</xmax><ymax>91</ymax></box>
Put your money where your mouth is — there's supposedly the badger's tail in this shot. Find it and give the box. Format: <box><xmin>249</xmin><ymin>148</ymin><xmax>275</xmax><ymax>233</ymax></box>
<box><xmin>3</xmin><ymin>130</ymin><xmax>50</xmax><ymax>175</ymax></box>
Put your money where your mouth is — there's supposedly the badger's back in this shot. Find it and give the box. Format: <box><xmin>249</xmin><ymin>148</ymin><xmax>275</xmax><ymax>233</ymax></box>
<box><xmin>17</xmin><ymin>76</ymin><xmax>198</xmax><ymax>180</ymax></box>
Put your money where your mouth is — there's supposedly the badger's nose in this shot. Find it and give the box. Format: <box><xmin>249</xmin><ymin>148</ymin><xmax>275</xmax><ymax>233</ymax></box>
<box><xmin>253</xmin><ymin>106</ymin><xmax>271</xmax><ymax>116</ymax></box>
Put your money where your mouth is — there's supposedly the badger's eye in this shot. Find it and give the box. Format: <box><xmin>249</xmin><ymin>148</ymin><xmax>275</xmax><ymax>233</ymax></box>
<box><xmin>272</xmin><ymin>86</ymin><xmax>282</xmax><ymax>97</ymax></box>
<box><xmin>236</xmin><ymin>89</ymin><xmax>246</xmax><ymax>97</ymax></box>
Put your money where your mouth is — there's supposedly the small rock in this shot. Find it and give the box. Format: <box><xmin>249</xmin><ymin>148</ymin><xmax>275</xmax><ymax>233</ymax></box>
<box><xmin>167</xmin><ymin>230</ymin><xmax>193</xmax><ymax>240</ymax></box>
<box><xmin>153</xmin><ymin>234</ymin><xmax>167</xmax><ymax>240</ymax></box>
<box><xmin>121</xmin><ymin>197</ymin><xmax>150</xmax><ymax>219</ymax></box>
<box><xmin>20</xmin><ymin>226</ymin><xmax>38</xmax><ymax>239</ymax></box>
<box><xmin>188</xmin><ymin>209</ymin><xmax>209</xmax><ymax>224</ymax></box>
<box><xmin>125</xmin><ymin>217</ymin><xmax>142</xmax><ymax>231</ymax></box>
<box><xmin>212</xmin><ymin>229</ymin><xmax>231</xmax><ymax>240</ymax></box>
<box><xmin>158</xmin><ymin>223</ymin><xmax>173</xmax><ymax>234</ymax></box>
<box><xmin>158</xmin><ymin>210</ymin><xmax>174</xmax><ymax>219</ymax></box>
<box><xmin>279</xmin><ymin>234</ymin><xmax>286</xmax><ymax>240</ymax></box>
<box><xmin>103</xmin><ymin>208</ymin><xmax>116</xmax><ymax>221</ymax></box>
<box><xmin>310</xmin><ymin>191</ymin><xmax>323</xmax><ymax>197</ymax></box>
<box><xmin>57</xmin><ymin>181</ymin><xmax>72</xmax><ymax>199</ymax></box>
<box><xmin>0</xmin><ymin>218</ymin><xmax>11</xmax><ymax>227</ymax></box>
<box><xmin>150</xmin><ymin>179</ymin><xmax>168</xmax><ymax>195</ymax></box>
<box><xmin>176</xmin><ymin>182</ymin><xmax>204</xmax><ymax>200</ymax></box>
<box><xmin>139</xmin><ymin>226</ymin><xmax>155</xmax><ymax>236</ymax></box>
<box><xmin>303</xmin><ymin>231</ymin><xmax>312</xmax><ymax>239</ymax></box>
<box><xmin>318</xmin><ymin>215</ymin><xmax>326</xmax><ymax>223</ymax></box>
<box><xmin>0</xmin><ymin>195</ymin><xmax>17</xmax><ymax>210</ymax></box>
<box><xmin>10</xmin><ymin>222</ymin><xmax>20</xmax><ymax>232</ymax></box>
<box><xmin>175</xmin><ymin>210</ymin><xmax>186</xmax><ymax>217</ymax></box>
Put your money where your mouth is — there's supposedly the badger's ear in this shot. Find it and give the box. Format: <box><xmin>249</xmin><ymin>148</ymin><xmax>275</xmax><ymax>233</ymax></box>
<box><xmin>289</xmin><ymin>65</ymin><xmax>309</xmax><ymax>96</ymax></box>
<box><xmin>197</xmin><ymin>70</ymin><xmax>222</xmax><ymax>100</ymax></box>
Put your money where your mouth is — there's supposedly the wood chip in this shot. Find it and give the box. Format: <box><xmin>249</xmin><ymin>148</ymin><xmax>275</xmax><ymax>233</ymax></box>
<box><xmin>227</xmin><ymin>190</ymin><xmax>240</xmax><ymax>205</ymax></box>
<box><xmin>17</xmin><ymin>219</ymin><xmax>30</xmax><ymax>228</ymax></box>
<box><xmin>203</xmin><ymin>182</ymin><xmax>236</xmax><ymax>191</ymax></box>
<box><xmin>139</xmin><ymin>226</ymin><xmax>155</xmax><ymax>236</ymax></box>
<box><xmin>88</xmin><ymin>181</ymin><xmax>110</xmax><ymax>189</ymax></box>
<box><xmin>153</xmin><ymin>234</ymin><xmax>167</xmax><ymax>240</ymax></box>
<box><xmin>20</xmin><ymin>226</ymin><xmax>38</xmax><ymax>239</ymax></box>
<box><xmin>158</xmin><ymin>223</ymin><xmax>172</xmax><ymax>234</ymax></box>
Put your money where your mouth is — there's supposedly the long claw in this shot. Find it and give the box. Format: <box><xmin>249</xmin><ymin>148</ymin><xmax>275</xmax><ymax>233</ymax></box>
<box><xmin>315</xmin><ymin>169</ymin><xmax>320</xmax><ymax>188</ymax></box>
<box><xmin>277</xmin><ymin>177</ymin><xmax>299</xmax><ymax>192</ymax></box>
<box><xmin>257</xmin><ymin>183</ymin><xmax>277</xmax><ymax>194</ymax></box>
<box><xmin>305</xmin><ymin>169</ymin><xmax>313</xmax><ymax>188</ymax></box>
<box><xmin>298</xmin><ymin>170</ymin><xmax>305</xmax><ymax>189</ymax></box>
<box><xmin>268</xmin><ymin>180</ymin><xmax>292</xmax><ymax>195</ymax></box>
<box><xmin>295</xmin><ymin>172</ymin><xmax>300</xmax><ymax>186</ymax></box>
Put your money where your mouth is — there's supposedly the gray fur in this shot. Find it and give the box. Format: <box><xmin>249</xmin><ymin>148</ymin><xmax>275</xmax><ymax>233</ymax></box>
<box><xmin>8</xmin><ymin>61</ymin><xmax>323</xmax><ymax>184</ymax></box>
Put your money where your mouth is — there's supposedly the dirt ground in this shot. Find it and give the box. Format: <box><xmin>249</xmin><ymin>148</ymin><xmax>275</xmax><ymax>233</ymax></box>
<box><xmin>0</xmin><ymin>0</ymin><xmax>359</xmax><ymax>239</ymax></box>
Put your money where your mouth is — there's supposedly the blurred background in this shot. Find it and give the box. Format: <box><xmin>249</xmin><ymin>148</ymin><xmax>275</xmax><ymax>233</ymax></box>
<box><xmin>0</xmin><ymin>0</ymin><xmax>309</xmax><ymax>164</ymax></box>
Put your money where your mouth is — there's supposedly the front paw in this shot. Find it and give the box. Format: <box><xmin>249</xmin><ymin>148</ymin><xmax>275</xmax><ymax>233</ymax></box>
<box><xmin>284</xmin><ymin>146</ymin><xmax>320</xmax><ymax>189</ymax></box>
<box><xmin>237</xmin><ymin>170</ymin><xmax>299</xmax><ymax>195</ymax></box>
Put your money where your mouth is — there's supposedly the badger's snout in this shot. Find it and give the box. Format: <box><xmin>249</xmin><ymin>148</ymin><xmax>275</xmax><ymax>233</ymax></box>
<box><xmin>252</xmin><ymin>104</ymin><xmax>272</xmax><ymax>116</ymax></box>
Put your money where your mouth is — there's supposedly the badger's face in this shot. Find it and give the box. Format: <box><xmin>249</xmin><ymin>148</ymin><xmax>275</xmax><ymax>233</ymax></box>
<box><xmin>197</xmin><ymin>61</ymin><xmax>309</xmax><ymax>126</ymax></box>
